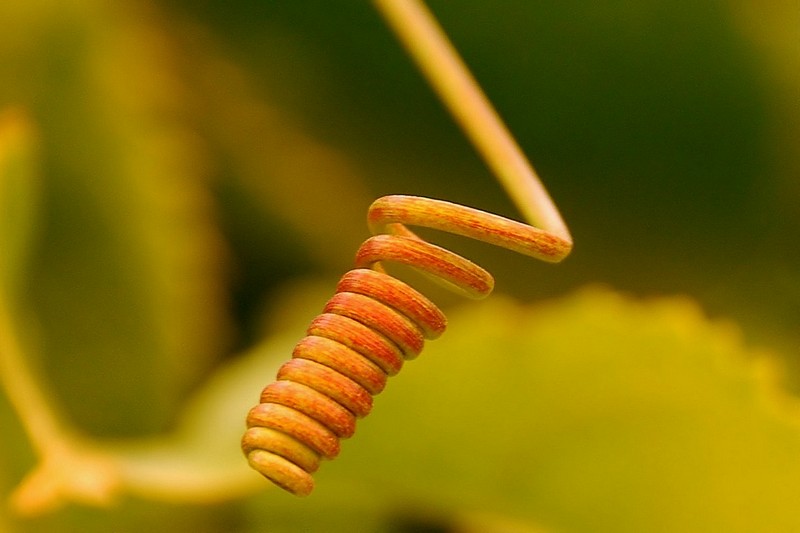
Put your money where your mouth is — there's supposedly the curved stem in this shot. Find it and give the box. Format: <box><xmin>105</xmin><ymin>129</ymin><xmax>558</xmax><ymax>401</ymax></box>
<box><xmin>0</xmin><ymin>308</ymin><xmax>63</xmax><ymax>458</ymax></box>
<box><xmin>373</xmin><ymin>0</ymin><xmax>572</xmax><ymax>245</ymax></box>
<box><xmin>0</xmin><ymin>110</ymin><xmax>122</xmax><ymax>514</ymax></box>
<box><xmin>0</xmin><ymin>304</ymin><xmax>123</xmax><ymax>514</ymax></box>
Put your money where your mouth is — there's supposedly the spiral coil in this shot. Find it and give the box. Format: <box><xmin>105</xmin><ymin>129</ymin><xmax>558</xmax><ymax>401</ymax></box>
<box><xmin>242</xmin><ymin>195</ymin><xmax>571</xmax><ymax>496</ymax></box>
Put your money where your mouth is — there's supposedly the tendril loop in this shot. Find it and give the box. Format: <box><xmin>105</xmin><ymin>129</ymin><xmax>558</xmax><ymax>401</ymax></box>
<box><xmin>242</xmin><ymin>195</ymin><xmax>571</xmax><ymax>496</ymax></box>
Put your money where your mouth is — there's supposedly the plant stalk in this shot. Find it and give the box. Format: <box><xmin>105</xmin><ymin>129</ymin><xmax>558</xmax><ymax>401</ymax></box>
<box><xmin>373</xmin><ymin>0</ymin><xmax>572</xmax><ymax>245</ymax></box>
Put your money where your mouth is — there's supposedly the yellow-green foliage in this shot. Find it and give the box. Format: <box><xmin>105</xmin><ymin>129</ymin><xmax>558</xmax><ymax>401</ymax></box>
<box><xmin>1</xmin><ymin>0</ymin><xmax>798</xmax><ymax>531</ymax></box>
<box><xmin>135</xmin><ymin>285</ymin><xmax>800</xmax><ymax>532</ymax></box>
<box><xmin>0</xmin><ymin>0</ymin><xmax>230</xmax><ymax>434</ymax></box>
<box><xmin>324</xmin><ymin>288</ymin><xmax>800</xmax><ymax>532</ymax></box>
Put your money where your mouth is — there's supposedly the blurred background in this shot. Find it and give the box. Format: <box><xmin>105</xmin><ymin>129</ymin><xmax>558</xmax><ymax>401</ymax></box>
<box><xmin>167</xmin><ymin>0</ymin><xmax>799</xmax><ymax>360</ymax></box>
<box><xmin>0</xmin><ymin>0</ymin><xmax>798</xmax><ymax>531</ymax></box>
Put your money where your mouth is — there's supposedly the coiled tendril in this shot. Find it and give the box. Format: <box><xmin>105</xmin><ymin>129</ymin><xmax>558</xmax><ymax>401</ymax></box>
<box><xmin>242</xmin><ymin>195</ymin><xmax>572</xmax><ymax>496</ymax></box>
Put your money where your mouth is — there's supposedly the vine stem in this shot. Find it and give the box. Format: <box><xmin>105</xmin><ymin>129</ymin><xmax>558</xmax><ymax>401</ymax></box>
<box><xmin>0</xmin><ymin>309</ymin><xmax>62</xmax><ymax>459</ymax></box>
<box><xmin>0</xmin><ymin>111</ymin><xmax>122</xmax><ymax>514</ymax></box>
<box><xmin>373</xmin><ymin>0</ymin><xmax>572</xmax><ymax>245</ymax></box>
<box><xmin>0</xmin><ymin>112</ymin><xmax>58</xmax><ymax>462</ymax></box>
<box><xmin>1</xmin><ymin>309</ymin><xmax>123</xmax><ymax>514</ymax></box>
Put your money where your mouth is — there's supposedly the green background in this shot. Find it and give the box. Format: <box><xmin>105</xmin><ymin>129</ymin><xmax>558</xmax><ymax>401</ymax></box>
<box><xmin>1</xmin><ymin>1</ymin><xmax>798</xmax><ymax>531</ymax></box>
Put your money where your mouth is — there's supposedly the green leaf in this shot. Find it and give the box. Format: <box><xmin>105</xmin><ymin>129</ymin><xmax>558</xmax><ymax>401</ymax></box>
<box><xmin>9</xmin><ymin>281</ymin><xmax>794</xmax><ymax>531</ymax></box>
<box><xmin>247</xmin><ymin>286</ymin><xmax>800</xmax><ymax>532</ymax></box>
<box><xmin>0</xmin><ymin>0</ymin><xmax>231</xmax><ymax>434</ymax></box>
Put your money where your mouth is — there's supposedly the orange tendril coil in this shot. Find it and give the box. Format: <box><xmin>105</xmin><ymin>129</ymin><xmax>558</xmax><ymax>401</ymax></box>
<box><xmin>242</xmin><ymin>195</ymin><xmax>572</xmax><ymax>495</ymax></box>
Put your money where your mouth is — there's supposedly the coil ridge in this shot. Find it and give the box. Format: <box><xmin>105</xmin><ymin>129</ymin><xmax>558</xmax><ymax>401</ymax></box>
<box><xmin>242</xmin><ymin>195</ymin><xmax>571</xmax><ymax>495</ymax></box>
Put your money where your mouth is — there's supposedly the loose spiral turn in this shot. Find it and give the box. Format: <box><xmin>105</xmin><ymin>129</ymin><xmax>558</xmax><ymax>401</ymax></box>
<box><xmin>242</xmin><ymin>195</ymin><xmax>571</xmax><ymax>496</ymax></box>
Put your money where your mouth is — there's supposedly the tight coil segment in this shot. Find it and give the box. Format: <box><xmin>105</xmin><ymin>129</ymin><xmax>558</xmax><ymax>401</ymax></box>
<box><xmin>242</xmin><ymin>195</ymin><xmax>571</xmax><ymax>496</ymax></box>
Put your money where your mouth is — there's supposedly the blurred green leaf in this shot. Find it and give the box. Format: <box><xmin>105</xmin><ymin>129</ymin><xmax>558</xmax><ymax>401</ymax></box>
<box><xmin>0</xmin><ymin>0</ymin><xmax>231</xmax><ymax>434</ymax></box>
<box><xmin>243</xmin><ymin>286</ymin><xmax>800</xmax><ymax>532</ymax></box>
